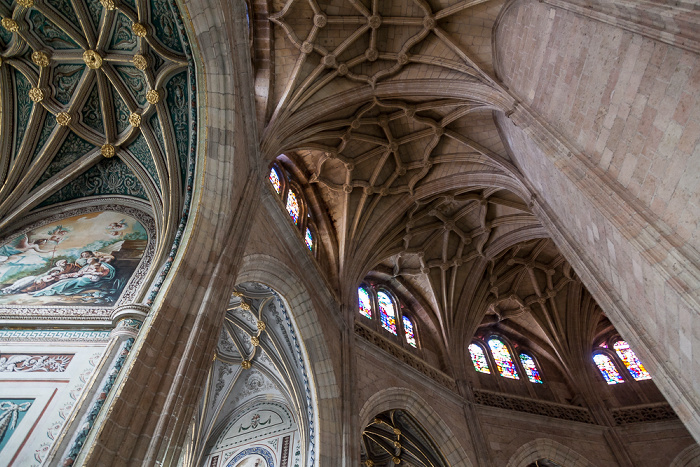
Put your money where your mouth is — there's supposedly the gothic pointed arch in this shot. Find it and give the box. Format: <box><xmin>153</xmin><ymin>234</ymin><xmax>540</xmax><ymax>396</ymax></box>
<box><xmin>506</xmin><ymin>438</ymin><xmax>597</xmax><ymax>467</ymax></box>
<box><xmin>359</xmin><ymin>387</ymin><xmax>473</xmax><ymax>467</ymax></box>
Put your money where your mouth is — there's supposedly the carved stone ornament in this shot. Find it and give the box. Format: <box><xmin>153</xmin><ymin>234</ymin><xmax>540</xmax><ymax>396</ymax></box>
<box><xmin>28</xmin><ymin>87</ymin><xmax>44</xmax><ymax>103</ymax></box>
<box><xmin>132</xmin><ymin>54</ymin><xmax>148</xmax><ymax>70</ymax></box>
<box><xmin>83</xmin><ymin>50</ymin><xmax>103</xmax><ymax>69</ymax></box>
<box><xmin>99</xmin><ymin>0</ymin><xmax>115</xmax><ymax>10</ymax></box>
<box><xmin>250</xmin><ymin>336</ymin><xmax>260</xmax><ymax>347</ymax></box>
<box><xmin>2</xmin><ymin>18</ymin><xmax>18</xmax><ymax>32</ymax></box>
<box><xmin>132</xmin><ymin>22</ymin><xmax>147</xmax><ymax>37</ymax></box>
<box><xmin>31</xmin><ymin>51</ymin><xmax>50</xmax><ymax>67</ymax></box>
<box><xmin>241</xmin><ymin>360</ymin><xmax>252</xmax><ymax>370</ymax></box>
<box><xmin>256</xmin><ymin>320</ymin><xmax>266</xmax><ymax>332</ymax></box>
<box><xmin>101</xmin><ymin>144</ymin><xmax>116</xmax><ymax>158</ymax></box>
<box><xmin>56</xmin><ymin>112</ymin><xmax>71</xmax><ymax>126</ymax></box>
<box><xmin>146</xmin><ymin>89</ymin><xmax>160</xmax><ymax>104</ymax></box>
<box><xmin>16</xmin><ymin>0</ymin><xmax>34</xmax><ymax>7</ymax></box>
<box><xmin>128</xmin><ymin>113</ymin><xmax>142</xmax><ymax>127</ymax></box>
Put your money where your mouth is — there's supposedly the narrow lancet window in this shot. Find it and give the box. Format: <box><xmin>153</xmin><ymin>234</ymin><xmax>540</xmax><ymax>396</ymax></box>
<box><xmin>304</xmin><ymin>228</ymin><xmax>313</xmax><ymax>250</ymax></box>
<box><xmin>613</xmin><ymin>340</ymin><xmax>651</xmax><ymax>381</ymax></box>
<box><xmin>519</xmin><ymin>353</ymin><xmax>543</xmax><ymax>383</ymax></box>
<box><xmin>593</xmin><ymin>354</ymin><xmax>625</xmax><ymax>384</ymax></box>
<box><xmin>269</xmin><ymin>167</ymin><xmax>281</xmax><ymax>194</ymax></box>
<box><xmin>469</xmin><ymin>343</ymin><xmax>490</xmax><ymax>374</ymax></box>
<box><xmin>488</xmin><ymin>338</ymin><xmax>519</xmax><ymax>379</ymax></box>
<box><xmin>403</xmin><ymin>316</ymin><xmax>417</xmax><ymax>347</ymax></box>
<box><xmin>358</xmin><ymin>287</ymin><xmax>372</xmax><ymax>319</ymax></box>
<box><xmin>286</xmin><ymin>190</ymin><xmax>300</xmax><ymax>224</ymax></box>
<box><xmin>377</xmin><ymin>291</ymin><xmax>397</xmax><ymax>335</ymax></box>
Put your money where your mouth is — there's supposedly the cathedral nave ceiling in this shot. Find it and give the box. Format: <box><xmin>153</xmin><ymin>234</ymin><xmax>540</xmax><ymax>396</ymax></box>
<box><xmin>257</xmin><ymin>0</ymin><xmax>668</xmax><ymax>404</ymax></box>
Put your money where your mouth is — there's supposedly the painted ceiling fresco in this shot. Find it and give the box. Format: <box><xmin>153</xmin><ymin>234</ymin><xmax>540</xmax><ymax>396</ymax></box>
<box><xmin>0</xmin><ymin>210</ymin><xmax>147</xmax><ymax>306</ymax></box>
<box><xmin>0</xmin><ymin>0</ymin><xmax>195</xmax><ymax>240</ymax></box>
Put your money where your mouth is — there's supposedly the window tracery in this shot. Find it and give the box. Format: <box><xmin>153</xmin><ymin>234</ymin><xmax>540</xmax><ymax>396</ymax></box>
<box><xmin>519</xmin><ymin>353</ymin><xmax>543</xmax><ymax>384</ymax></box>
<box><xmin>613</xmin><ymin>340</ymin><xmax>651</xmax><ymax>381</ymax></box>
<box><xmin>488</xmin><ymin>338</ymin><xmax>519</xmax><ymax>380</ymax></box>
<box><xmin>377</xmin><ymin>291</ymin><xmax>397</xmax><ymax>335</ymax></box>
<box><xmin>402</xmin><ymin>315</ymin><xmax>417</xmax><ymax>348</ymax></box>
<box><xmin>469</xmin><ymin>336</ymin><xmax>544</xmax><ymax>384</ymax></box>
<box><xmin>357</xmin><ymin>283</ymin><xmax>418</xmax><ymax>349</ymax></box>
<box><xmin>468</xmin><ymin>343</ymin><xmax>491</xmax><ymax>374</ymax></box>
<box><xmin>592</xmin><ymin>337</ymin><xmax>651</xmax><ymax>384</ymax></box>
<box><xmin>268</xmin><ymin>161</ymin><xmax>317</xmax><ymax>254</ymax></box>
<box><xmin>593</xmin><ymin>353</ymin><xmax>625</xmax><ymax>384</ymax></box>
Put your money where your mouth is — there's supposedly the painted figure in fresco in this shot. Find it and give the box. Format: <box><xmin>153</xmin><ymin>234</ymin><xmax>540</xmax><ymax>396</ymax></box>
<box><xmin>0</xmin><ymin>234</ymin><xmax>53</xmax><ymax>264</ymax></box>
<box><xmin>106</xmin><ymin>220</ymin><xmax>128</xmax><ymax>237</ymax></box>
<box><xmin>32</xmin><ymin>258</ymin><xmax>115</xmax><ymax>297</ymax></box>
<box><xmin>0</xmin><ymin>260</ymin><xmax>79</xmax><ymax>294</ymax></box>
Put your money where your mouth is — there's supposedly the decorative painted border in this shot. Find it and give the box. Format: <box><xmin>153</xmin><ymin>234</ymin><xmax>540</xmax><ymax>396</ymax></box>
<box><xmin>227</xmin><ymin>446</ymin><xmax>275</xmax><ymax>467</ymax></box>
<box><xmin>0</xmin><ymin>330</ymin><xmax>111</xmax><ymax>342</ymax></box>
<box><xmin>146</xmin><ymin>0</ymin><xmax>198</xmax><ymax>305</ymax></box>
<box><xmin>62</xmin><ymin>338</ymin><xmax>134</xmax><ymax>465</ymax></box>
<box><xmin>215</xmin><ymin>401</ymin><xmax>295</xmax><ymax>450</ymax></box>
<box><xmin>0</xmin><ymin>204</ymin><xmax>156</xmax><ymax>321</ymax></box>
<box><xmin>269</xmin><ymin>292</ymin><xmax>315</xmax><ymax>467</ymax></box>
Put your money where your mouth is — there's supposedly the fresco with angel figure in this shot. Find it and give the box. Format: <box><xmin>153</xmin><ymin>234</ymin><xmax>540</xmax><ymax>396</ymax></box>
<box><xmin>0</xmin><ymin>211</ymin><xmax>148</xmax><ymax>306</ymax></box>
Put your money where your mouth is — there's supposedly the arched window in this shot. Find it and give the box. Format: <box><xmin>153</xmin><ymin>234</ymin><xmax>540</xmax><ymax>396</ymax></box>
<box><xmin>304</xmin><ymin>227</ymin><xmax>313</xmax><ymax>251</ymax></box>
<box><xmin>286</xmin><ymin>189</ymin><xmax>300</xmax><ymax>225</ymax></box>
<box><xmin>358</xmin><ymin>286</ymin><xmax>372</xmax><ymax>319</ymax></box>
<box><xmin>468</xmin><ymin>343</ymin><xmax>491</xmax><ymax>374</ymax></box>
<box><xmin>377</xmin><ymin>291</ymin><xmax>397</xmax><ymax>335</ymax></box>
<box><xmin>593</xmin><ymin>353</ymin><xmax>625</xmax><ymax>384</ymax></box>
<box><xmin>269</xmin><ymin>167</ymin><xmax>281</xmax><ymax>194</ymax></box>
<box><xmin>488</xmin><ymin>338</ymin><xmax>519</xmax><ymax>379</ymax></box>
<box><xmin>402</xmin><ymin>315</ymin><xmax>417</xmax><ymax>348</ymax></box>
<box><xmin>519</xmin><ymin>353</ymin><xmax>543</xmax><ymax>384</ymax></box>
<box><xmin>357</xmin><ymin>284</ymin><xmax>418</xmax><ymax>348</ymax></box>
<box><xmin>613</xmin><ymin>340</ymin><xmax>651</xmax><ymax>381</ymax></box>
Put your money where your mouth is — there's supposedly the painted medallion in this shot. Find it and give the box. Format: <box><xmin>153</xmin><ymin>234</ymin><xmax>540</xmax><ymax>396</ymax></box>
<box><xmin>0</xmin><ymin>211</ymin><xmax>147</xmax><ymax>306</ymax></box>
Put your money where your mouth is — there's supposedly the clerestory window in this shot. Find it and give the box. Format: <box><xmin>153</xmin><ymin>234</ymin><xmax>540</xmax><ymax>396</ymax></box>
<box><xmin>357</xmin><ymin>284</ymin><xmax>418</xmax><ymax>349</ymax></box>
<box><xmin>268</xmin><ymin>162</ymin><xmax>317</xmax><ymax>255</ymax></box>
<box><xmin>469</xmin><ymin>336</ymin><xmax>543</xmax><ymax>384</ymax></box>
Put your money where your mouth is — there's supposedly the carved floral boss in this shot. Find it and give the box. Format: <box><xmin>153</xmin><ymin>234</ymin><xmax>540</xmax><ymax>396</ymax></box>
<box><xmin>0</xmin><ymin>0</ymin><xmax>184</xmax><ymax>158</ymax></box>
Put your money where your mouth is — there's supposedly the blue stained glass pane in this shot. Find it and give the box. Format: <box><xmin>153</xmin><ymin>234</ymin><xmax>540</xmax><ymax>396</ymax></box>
<box><xmin>286</xmin><ymin>190</ymin><xmax>299</xmax><ymax>224</ymax></box>
<box><xmin>269</xmin><ymin>168</ymin><xmax>281</xmax><ymax>193</ymax></box>
<box><xmin>593</xmin><ymin>353</ymin><xmax>625</xmax><ymax>384</ymax></box>
<box><xmin>613</xmin><ymin>341</ymin><xmax>651</xmax><ymax>381</ymax></box>
<box><xmin>377</xmin><ymin>291</ymin><xmax>396</xmax><ymax>335</ymax></box>
<box><xmin>519</xmin><ymin>353</ymin><xmax>543</xmax><ymax>383</ymax></box>
<box><xmin>358</xmin><ymin>287</ymin><xmax>372</xmax><ymax>319</ymax></box>
<box><xmin>305</xmin><ymin>228</ymin><xmax>313</xmax><ymax>250</ymax></box>
<box><xmin>469</xmin><ymin>343</ymin><xmax>490</xmax><ymax>374</ymax></box>
<box><xmin>488</xmin><ymin>338</ymin><xmax>519</xmax><ymax>379</ymax></box>
<box><xmin>403</xmin><ymin>315</ymin><xmax>416</xmax><ymax>347</ymax></box>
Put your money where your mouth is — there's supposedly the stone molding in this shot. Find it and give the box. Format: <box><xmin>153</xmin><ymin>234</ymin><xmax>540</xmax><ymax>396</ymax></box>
<box><xmin>473</xmin><ymin>389</ymin><xmax>595</xmax><ymax>424</ymax></box>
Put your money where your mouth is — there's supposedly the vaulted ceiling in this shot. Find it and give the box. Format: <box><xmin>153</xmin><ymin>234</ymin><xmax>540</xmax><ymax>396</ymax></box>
<box><xmin>257</xmin><ymin>0</ymin><xmax>667</xmax><ymax>406</ymax></box>
<box><xmin>0</xmin><ymin>0</ymin><xmax>195</xmax><ymax>258</ymax></box>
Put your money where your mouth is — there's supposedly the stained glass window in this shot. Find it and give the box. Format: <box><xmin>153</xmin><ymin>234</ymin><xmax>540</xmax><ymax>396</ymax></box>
<box><xmin>613</xmin><ymin>341</ymin><xmax>651</xmax><ymax>381</ymax></box>
<box><xmin>593</xmin><ymin>353</ymin><xmax>625</xmax><ymax>384</ymax></box>
<box><xmin>305</xmin><ymin>228</ymin><xmax>313</xmax><ymax>250</ymax></box>
<box><xmin>599</xmin><ymin>342</ymin><xmax>608</xmax><ymax>348</ymax></box>
<box><xmin>358</xmin><ymin>287</ymin><xmax>372</xmax><ymax>319</ymax></box>
<box><xmin>286</xmin><ymin>190</ymin><xmax>300</xmax><ymax>224</ymax></box>
<box><xmin>519</xmin><ymin>353</ymin><xmax>543</xmax><ymax>383</ymax></box>
<box><xmin>377</xmin><ymin>291</ymin><xmax>397</xmax><ymax>335</ymax></box>
<box><xmin>488</xmin><ymin>338</ymin><xmax>519</xmax><ymax>379</ymax></box>
<box><xmin>468</xmin><ymin>343</ymin><xmax>490</xmax><ymax>374</ymax></box>
<box><xmin>269</xmin><ymin>168</ymin><xmax>281</xmax><ymax>194</ymax></box>
<box><xmin>403</xmin><ymin>315</ymin><xmax>416</xmax><ymax>347</ymax></box>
